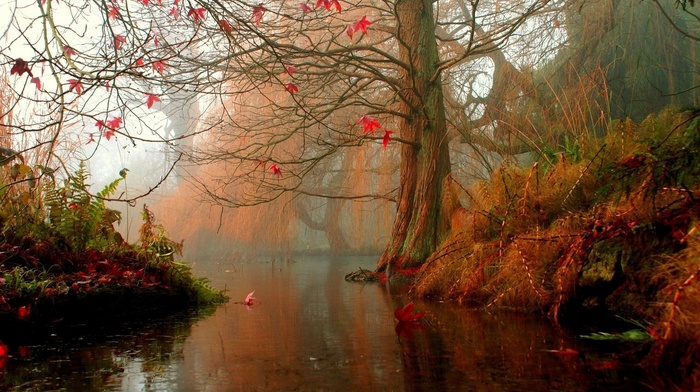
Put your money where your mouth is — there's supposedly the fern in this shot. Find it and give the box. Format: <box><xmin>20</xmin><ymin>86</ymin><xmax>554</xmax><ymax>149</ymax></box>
<box><xmin>39</xmin><ymin>162</ymin><xmax>124</xmax><ymax>252</ymax></box>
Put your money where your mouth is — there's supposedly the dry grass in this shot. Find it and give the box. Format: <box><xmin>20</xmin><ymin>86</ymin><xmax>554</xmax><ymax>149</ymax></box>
<box><xmin>414</xmin><ymin>108</ymin><xmax>700</xmax><ymax>317</ymax></box>
<box><xmin>415</xmin><ymin>106</ymin><xmax>700</xmax><ymax>386</ymax></box>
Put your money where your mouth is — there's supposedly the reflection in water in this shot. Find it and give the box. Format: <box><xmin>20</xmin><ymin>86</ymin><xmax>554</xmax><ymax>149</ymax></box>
<box><xmin>0</xmin><ymin>256</ymin><xmax>649</xmax><ymax>391</ymax></box>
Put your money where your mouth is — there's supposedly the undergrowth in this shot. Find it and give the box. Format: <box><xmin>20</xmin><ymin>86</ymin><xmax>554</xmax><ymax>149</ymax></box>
<box><xmin>414</xmin><ymin>108</ymin><xmax>700</xmax><ymax>386</ymax></box>
<box><xmin>0</xmin><ymin>161</ymin><xmax>227</xmax><ymax>322</ymax></box>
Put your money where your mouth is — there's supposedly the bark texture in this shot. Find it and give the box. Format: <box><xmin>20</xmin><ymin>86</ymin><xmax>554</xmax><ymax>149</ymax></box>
<box><xmin>377</xmin><ymin>0</ymin><xmax>458</xmax><ymax>272</ymax></box>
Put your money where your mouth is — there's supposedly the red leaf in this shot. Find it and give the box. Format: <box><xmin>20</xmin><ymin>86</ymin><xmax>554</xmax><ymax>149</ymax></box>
<box><xmin>331</xmin><ymin>0</ymin><xmax>341</xmax><ymax>12</ymax></box>
<box><xmin>136</xmin><ymin>57</ymin><xmax>144</xmax><ymax>66</ymax></box>
<box><xmin>219</xmin><ymin>19</ymin><xmax>233</xmax><ymax>34</ymax></box>
<box><xmin>244</xmin><ymin>290</ymin><xmax>255</xmax><ymax>305</ymax></box>
<box><xmin>346</xmin><ymin>25</ymin><xmax>354</xmax><ymax>39</ymax></box>
<box><xmin>140</xmin><ymin>0</ymin><xmax>148</xmax><ymax>5</ymax></box>
<box><xmin>152</xmin><ymin>60</ymin><xmax>166</xmax><ymax>74</ymax></box>
<box><xmin>154</xmin><ymin>36</ymin><xmax>159</xmax><ymax>47</ymax></box>
<box><xmin>394</xmin><ymin>301</ymin><xmax>425</xmax><ymax>322</ymax></box>
<box><xmin>68</xmin><ymin>78</ymin><xmax>83</xmax><ymax>94</ymax></box>
<box><xmin>187</xmin><ymin>7</ymin><xmax>206</xmax><ymax>22</ymax></box>
<box><xmin>285</xmin><ymin>65</ymin><xmax>297</xmax><ymax>76</ymax></box>
<box><xmin>353</xmin><ymin>15</ymin><xmax>371</xmax><ymax>36</ymax></box>
<box><xmin>174</xmin><ymin>0</ymin><xmax>180</xmax><ymax>5</ymax></box>
<box><xmin>104</xmin><ymin>129</ymin><xmax>115</xmax><ymax>141</ymax></box>
<box><xmin>31</xmin><ymin>77</ymin><xmax>41</xmax><ymax>91</ymax></box>
<box><xmin>107</xmin><ymin>5</ymin><xmax>120</xmax><ymax>20</ymax></box>
<box><xmin>114</xmin><ymin>34</ymin><xmax>126</xmax><ymax>49</ymax></box>
<box><xmin>358</xmin><ymin>115</ymin><xmax>381</xmax><ymax>135</ymax></box>
<box><xmin>299</xmin><ymin>2</ymin><xmax>312</xmax><ymax>13</ymax></box>
<box><xmin>169</xmin><ymin>6</ymin><xmax>179</xmax><ymax>19</ymax></box>
<box><xmin>252</xmin><ymin>3</ymin><xmax>266</xmax><ymax>25</ymax></box>
<box><xmin>285</xmin><ymin>82</ymin><xmax>299</xmax><ymax>94</ymax></box>
<box><xmin>10</xmin><ymin>58</ymin><xmax>32</xmax><ymax>77</ymax></box>
<box><xmin>18</xmin><ymin>304</ymin><xmax>31</xmax><ymax>319</ymax></box>
<box><xmin>95</xmin><ymin>120</ymin><xmax>106</xmax><ymax>130</ymax></box>
<box><xmin>315</xmin><ymin>0</ymin><xmax>330</xmax><ymax>10</ymax></box>
<box><xmin>269</xmin><ymin>164</ymin><xmax>281</xmax><ymax>178</ymax></box>
<box><xmin>0</xmin><ymin>342</ymin><xmax>7</xmax><ymax>357</ymax></box>
<box><xmin>107</xmin><ymin>116</ymin><xmax>122</xmax><ymax>129</ymax></box>
<box><xmin>395</xmin><ymin>320</ymin><xmax>425</xmax><ymax>338</ymax></box>
<box><xmin>87</xmin><ymin>133</ymin><xmax>96</xmax><ymax>144</ymax></box>
<box><xmin>382</xmin><ymin>130</ymin><xmax>393</xmax><ymax>148</ymax></box>
<box><xmin>146</xmin><ymin>93</ymin><xmax>161</xmax><ymax>109</ymax></box>
<box><xmin>63</xmin><ymin>46</ymin><xmax>76</xmax><ymax>58</ymax></box>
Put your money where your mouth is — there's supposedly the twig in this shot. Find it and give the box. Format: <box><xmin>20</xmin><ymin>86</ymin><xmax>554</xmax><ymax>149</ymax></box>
<box><xmin>662</xmin><ymin>265</ymin><xmax>700</xmax><ymax>341</ymax></box>
<box><xmin>560</xmin><ymin>143</ymin><xmax>606</xmax><ymax>209</ymax></box>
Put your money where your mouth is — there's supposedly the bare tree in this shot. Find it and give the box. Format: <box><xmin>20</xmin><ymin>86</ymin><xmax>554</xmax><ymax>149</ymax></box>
<box><xmin>2</xmin><ymin>0</ymin><xmax>551</xmax><ymax>271</ymax></box>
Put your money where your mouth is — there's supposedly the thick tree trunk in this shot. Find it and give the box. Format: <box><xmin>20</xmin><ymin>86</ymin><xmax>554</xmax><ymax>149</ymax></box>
<box><xmin>377</xmin><ymin>0</ymin><xmax>458</xmax><ymax>273</ymax></box>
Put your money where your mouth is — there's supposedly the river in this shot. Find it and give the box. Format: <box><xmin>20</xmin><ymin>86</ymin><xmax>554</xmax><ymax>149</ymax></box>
<box><xmin>0</xmin><ymin>255</ymin><xmax>651</xmax><ymax>391</ymax></box>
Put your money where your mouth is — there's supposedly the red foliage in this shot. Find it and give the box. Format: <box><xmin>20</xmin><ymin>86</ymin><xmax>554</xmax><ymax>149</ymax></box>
<box><xmin>357</xmin><ymin>115</ymin><xmax>381</xmax><ymax>135</ymax></box>
<box><xmin>10</xmin><ymin>58</ymin><xmax>33</xmax><ymax>77</ymax></box>
<box><xmin>187</xmin><ymin>7</ymin><xmax>206</xmax><ymax>22</ymax></box>
<box><xmin>68</xmin><ymin>78</ymin><xmax>83</xmax><ymax>94</ymax></box>
<box><xmin>269</xmin><ymin>164</ymin><xmax>282</xmax><ymax>178</ymax></box>
<box><xmin>299</xmin><ymin>3</ymin><xmax>312</xmax><ymax>13</ymax></box>
<box><xmin>219</xmin><ymin>19</ymin><xmax>233</xmax><ymax>34</ymax></box>
<box><xmin>107</xmin><ymin>5</ymin><xmax>120</xmax><ymax>20</ymax></box>
<box><xmin>285</xmin><ymin>82</ymin><xmax>299</xmax><ymax>94</ymax></box>
<box><xmin>395</xmin><ymin>320</ymin><xmax>424</xmax><ymax>338</ymax></box>
<box><xmin>315</xmin><ymin>0</ymin><xmax>340</xmax><ymax>12</ymax></box>
<box><xmin>244</xmin><ymin>290</ymin><xmax>255</xmax><ymax>305</ymax></box>
<box><xmin>106</xmin><ymin>116</ymin><xmax>122</xmax><ymax>130</ymax></box>
<box><xmin>285</xmin><ymin>65</ymin><xmax>297</xmax><ymax>76</ymax></box>
<box><xmin>394</xmin><ymin>301</ymin><xmax>425</xmax><ymax>322</ymax></box>
<box><xmin>31</xmin><ymin>77</ymin><xmax>41</xmax><ymax>91</ymax></box>
<box><xmin>114</xmin><ymin>34</ymin><xmax>126</xmax><ymax>49</ymax></box>
<box><xmin>146</xmin><ymin>93</ymin><xmax>161</xmax><ymax>109</ymax></box>
<box><xmin>352</xmin><ymin>15</ymin><xmax>371</xmax><ymax>35</ymax></box>
<box><xmin>152</xmin><ymin>61</ymin><xmax>166</xmax><ymax>74</ymax></box>
<box><xmin>18</xmin><ymin>304</ymin><xmax>30</xmax><ymax>319</ymax></box>
<box><xmin>63</xmin><ymin>46</ymin><xmax>75</xmax><ymax>58</ymax></box>
<box><xmin>0</xmin><ymin>238</ymin><xmax>189</xmax><ymax>322</ymax></box>
<box><xmin>252</xmin><ymin>3</ymin><xmax>266</xmax><ymax>26</ymax></box>
<box><xmin>394</xmin><ymin>266</ymin><xmax>420</xmax><ymax>277</ymax></box>
<box><xmin>382</xmin><ymin>130</ymin><xmax>392</xmax><ymax>148</ymax></box>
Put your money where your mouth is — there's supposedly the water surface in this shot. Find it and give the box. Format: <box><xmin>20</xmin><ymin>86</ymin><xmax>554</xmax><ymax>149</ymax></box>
<box><xmin>0</xmin><ymin>255</ymin><xmax>650</xmax><ymax>391</ymax></box>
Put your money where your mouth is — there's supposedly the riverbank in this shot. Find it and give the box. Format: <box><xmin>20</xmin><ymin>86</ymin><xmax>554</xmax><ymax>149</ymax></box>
<box><xmin>0</xmin><ymin>238</ymin><xmax>227</xmax><ymax>335</ymax></box>
<box><xmin>0</xmin><ymin>165</ymin><xmax>227</xmax><ymax>342</ymax></box>
<box><xmin>411</xmin><ymin>109</ymin><xmax>700</xmax><ymax>388</ymax></box>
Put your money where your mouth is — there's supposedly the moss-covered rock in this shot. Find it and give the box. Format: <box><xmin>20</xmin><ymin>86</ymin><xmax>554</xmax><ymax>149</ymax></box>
<box><xmin>578</xmin><ymin>240</ymin><xmax>625</xmax><ymax>308</ymax></box>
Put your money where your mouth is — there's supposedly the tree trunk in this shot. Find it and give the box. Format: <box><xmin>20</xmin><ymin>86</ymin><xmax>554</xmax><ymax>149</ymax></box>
<box><xmin>377</xmin><ymin>0</ymin><xmax>458</xmax><ymax>273</ymax></box>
